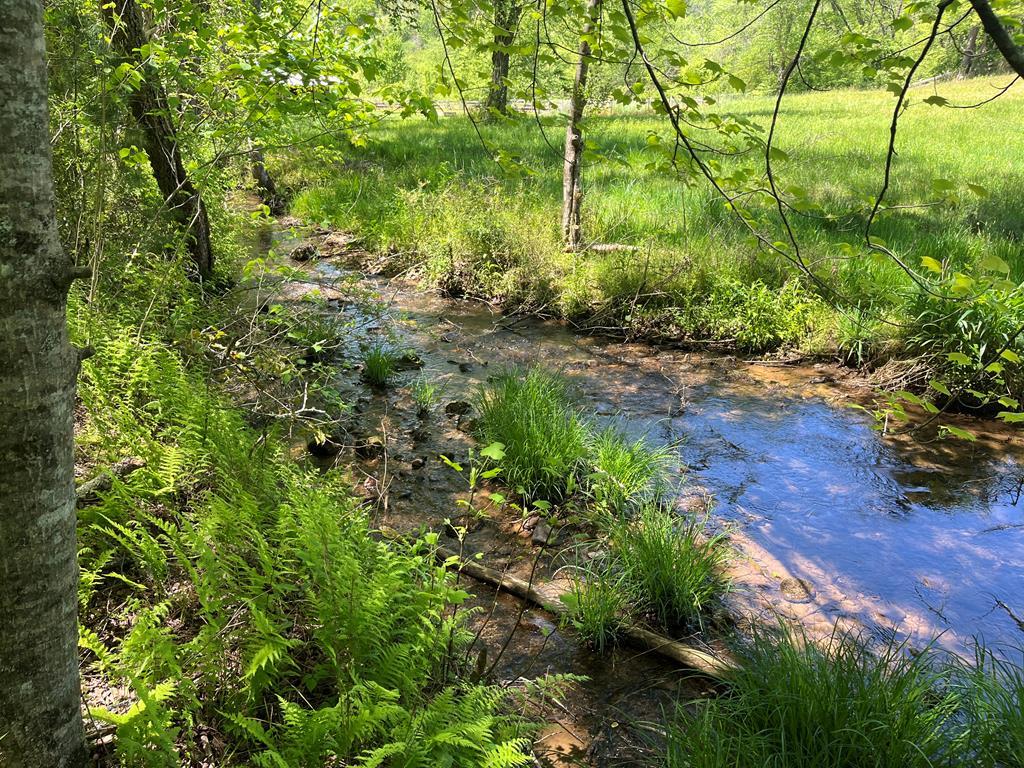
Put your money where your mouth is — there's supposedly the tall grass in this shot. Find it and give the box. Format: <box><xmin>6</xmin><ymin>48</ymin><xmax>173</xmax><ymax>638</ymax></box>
<box><xmin>666</xmin><ymin>626</ymin><xmax>958</xmax><ymax>768</ymax></box>
<box><xmin>612</xmin><ymin>504</ymin><xmax>729</xmax><ymax>629</ymax></box>
<box><xmin>954</xmin><ymin>647</ymin><xmax>1024</xmax><ymax>767</ymax></box>
<box><xmin>291</xmin><ymin>78</ymin><xmax>1024</xmax><ymax>375</ymax></box>
<box><xmin>588</xmin><ymin>427</ymin><xmax>673</xmax><ymax>517</ymax></box>
<box><xmin>474</xmin><ymin>367</ymin><xmax>590</xmax><ymax>502</ymax></box>
<box><xmin>561</xmin><ymin>556</ymin><xmax>631</xmax><ymax>653</ymax></box>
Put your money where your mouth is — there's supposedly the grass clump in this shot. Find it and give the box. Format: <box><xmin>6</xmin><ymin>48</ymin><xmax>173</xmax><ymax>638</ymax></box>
<box><xmin>955</xmin><ymin>647</ymin><xmax>1024</xmax><ymax>767</ymax></box>
<box><xmin>561</xmin><ymin>557</ymin><xmax>631</xmax><ymax>653</ymax></box>
<box><xmin>588</xmin><ymin>427</ymin><xmax>673</xmax><ymax>517</ymax></box>
<box><xmin>362</xmin><ymin>344</ymin><xmax>397</xmax><ymax>388</ymax></box>
<box><xmin>409</xmin><ymin>375</ymin><xmax>442</xmax><ymax>417</ymax></box>
<box><xmin>666</xmin><ymin>626</ymin><xmax>957</xmax><ymax>768</ymax></box>
<box><xmin>613</xmin><ymin>504</ymin><xmax>729</xmax><ymax>629</ymax></box>
<box><xmin>475</xmin><ymin>367</ymin><xmax>590</xmax><ymax>502</ymax></box>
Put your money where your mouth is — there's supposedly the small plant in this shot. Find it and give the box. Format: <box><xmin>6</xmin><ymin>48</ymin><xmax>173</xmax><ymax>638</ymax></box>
<box><xmin>612</xmin><ymin>503</ymin><xmax>728</xmax><ymax>629</ymax></box>
<box><xmin>666</xmin><ymin>625</ymin><xmax>958</xmax><ymax>768</ymax></box>
<box><xmin>409</xmin><ymin>375</ymin><xmax>442</xmax><ymax>417</ymax></box>
<box><xmin>560</xmin><ymin>556</ymin><xmax>630</xmax><ymax>653</ymax></box>
<box><xmin>475</xmin><ymin>366</ymin><xmax>590</xmax><ymax>502</ymax></box>
<box><xmin>587</xmin><ymin>427</ymin><xmax>673</xmax><ymax>518</ymax></box>
<box><xmin>362</xmin><ymin>345</ymin><xmax>396</xmax><ymax>388</ymax></box>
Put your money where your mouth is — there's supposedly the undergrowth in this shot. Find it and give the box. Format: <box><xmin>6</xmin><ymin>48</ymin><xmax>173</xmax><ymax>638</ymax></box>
<box><xmin>72</xmin><ymin>312</ymin><xmax>534</xmax><ymax>766</ymax></box>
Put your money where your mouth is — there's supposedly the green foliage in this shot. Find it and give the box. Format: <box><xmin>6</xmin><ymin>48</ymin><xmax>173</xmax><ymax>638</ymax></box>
<box><xmin>409</xmin><ymin>375</ymin><xmax>443</xmax><ymax>416</ymax></box>
<box><xmin>612</xmin><ymin>504</ymin><xmax>729</xmax><ymax>629</ymax></box>
<box><xmin>953</xmin><ymin>647</ymin><xmax>1024</xmax><ymax>768</ymax></box>
<box><xmin>474</xmin><ymin>367</ymin><xmax>590</xmax><ymax>502</ymax></box>
<box><xmin>363</xmin><ymin>345</ymin><xmax>398</xmax><ymax>388</ymax></box>
<box><xmin>560</xmin><ymin>557</ymin><xmax>630</xmax><ymax>653</ymax></box>
<box><xmin>587</xmin><ymin>427</ymin><xmax>672</xmax><ymax>517</ymax></box>
<box><xmin>74</xmin><ymin>327</ymin><xmax>531</xmax><ymax>766</ymax></box>
<box><xmin>666</xmin><ymin>626</ymin><xmax>958</xmax><ymax>768</ymax></box>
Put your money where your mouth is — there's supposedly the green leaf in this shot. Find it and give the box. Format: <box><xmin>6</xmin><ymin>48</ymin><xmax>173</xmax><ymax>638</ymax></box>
<box><xmin>666</xmin><ymin>0</ymin><xmax>687</xmax><ymax>18</ymax></box>
<box><xmin>929</xmin><ymin>380</ymin><xmax>951</xmax><ymax>396</ymax></box>
<box><xmin>1001</xmin><ymin>349</ymin><xmax>1022</xmax><ymax>364</ymax></box>
<box><xmin>947</xmin><ymin>352</ymin><xmax>972</xmax><ymax>366</ymax></box>
<box><xmin>920</xmin><ymin>256</ymin><xmax>943</xmax><ymax>274</ymax></box>
<box><xmin>942</xmin><ymin>425</ymin><xmax>977</xmax><ymax>441</ymax></box>
<box><xmin>480</xmin><ymin>442</ymin><xmax>506</xmax><ymax>461</ymax></box>
<box><xmin>923</xmin><ymin>95</ymin><xmax>948</xmax><ymax>106</ymax></box>
<box><xmin>978</xmin><ymin>253</ymin><xmax>1011</xmax><ymax>274</ymax></box>
<box><xmin>728</xmin><ymin>74</ymin><xmax>746</xmax><ymax>91</ymax></box>
<box><xmin>999</xmin><ymin>411</ymin><xmax>1024</xmax><ymax>423</ymax></box>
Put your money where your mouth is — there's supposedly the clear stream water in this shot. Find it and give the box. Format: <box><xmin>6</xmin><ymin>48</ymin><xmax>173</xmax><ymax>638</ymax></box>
<box><xmin>268</xmin><ymin>223</ymin><xmax>1024</xmax><ymax>658</ymax></box>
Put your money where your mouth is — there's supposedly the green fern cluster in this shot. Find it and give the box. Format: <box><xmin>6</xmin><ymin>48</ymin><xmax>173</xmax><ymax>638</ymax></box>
<box><xmin>74</xmin><ymin>329</ymin><xmax>534</xmax><ymax>767</ymax></box>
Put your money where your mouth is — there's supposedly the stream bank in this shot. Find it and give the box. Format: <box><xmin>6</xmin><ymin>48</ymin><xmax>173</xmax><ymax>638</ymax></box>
<box><xmin>257</xmin><ymin>214</ymin><xmax>1024</xmax><ymax>763</ymax></box>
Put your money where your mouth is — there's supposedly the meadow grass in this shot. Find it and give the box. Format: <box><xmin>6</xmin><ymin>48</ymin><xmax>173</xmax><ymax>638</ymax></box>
<box><xmin>291</xmin><ymin>77</ymin><xmax>1024</xmax><ymax>372</ymax></box>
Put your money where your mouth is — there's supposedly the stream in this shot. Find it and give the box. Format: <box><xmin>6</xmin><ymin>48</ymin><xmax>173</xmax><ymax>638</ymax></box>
<box><xmin>263</xmin><ymin>215</ymin><xmax>1024</xmax><ymax>643</ymax></box>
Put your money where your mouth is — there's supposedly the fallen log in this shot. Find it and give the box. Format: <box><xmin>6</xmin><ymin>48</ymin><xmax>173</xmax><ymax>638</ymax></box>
<box><xmin>76</xmin><ymin>457</ymin><xmax>147</xmax><ymax>503</ymax></box>
<box><xmin>433</xmin><ymin>544</ymin><xmax>737</xmax><ymax>681</ymax></box>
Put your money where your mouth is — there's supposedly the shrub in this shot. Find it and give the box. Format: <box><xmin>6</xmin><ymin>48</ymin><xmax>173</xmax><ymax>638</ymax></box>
<box><xmin>666</xmin><ymin>626</ymin><xmax>957</xmax><ymax>768</ymax></box>
<box><xmin>474</xmin><ymin>367</ymin><xmax>590</xmax><ymax>502</ymax></box>
<box><xmin>612</xmin><ymin>504</ymin><xmax>728</xmax><ymax>629</ymax></box>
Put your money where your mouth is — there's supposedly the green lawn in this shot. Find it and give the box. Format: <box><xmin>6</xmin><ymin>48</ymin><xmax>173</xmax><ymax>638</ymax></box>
<box><xmin>290</xmin><ymin>77</ymin><xmax>1024</xmax><ymax>369</ymax></box>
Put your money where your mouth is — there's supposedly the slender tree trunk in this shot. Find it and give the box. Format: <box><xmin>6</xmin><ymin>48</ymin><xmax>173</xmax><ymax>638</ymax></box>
<box><xmin>970</xmin><ymin>0</ymin><xmax>1024</xmax><ymax>78</ymax></box>
<box><xmin>561</xmin><ymin>0</ymin><xmax>601</xmax><ymax>250</ymax></box>
<box><xmin>485</xmin><ymin>0</ymin><xmax>522</xmax><ymax>115</ymax></box>
<box><xmin>0</xmin><ymin>2</ymin><xmax>88</xmax><ymax>765</ymax></box>
<box><xmin>104</xmin><ymin>0</ymin><xmax>215</xmax><ymax>280</ymax></box>
<box><xmin>960</xmin><ymin>25</ymin><xmax>981</xmax><ymax>77</ymax></box>
<box><xmin>250</xmin><ymin>143</ymin><xmax>284</xmax><ymax>214</ymax></box>
<box><xmin>248</xmin><ymin>0</ymin><xmax>283</xmax><ymax>213</ymax></box>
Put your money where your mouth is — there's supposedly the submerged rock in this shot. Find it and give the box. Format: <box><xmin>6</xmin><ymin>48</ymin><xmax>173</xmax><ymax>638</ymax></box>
<box><xmin>445</xmin><ymin>400</ymin><xmax>472</xmax><ymax>417</ymax></box>
<box><xmin>780</xmin><ymin>577</ymin><xmax>815</xmax><ymax>603</ymax></box>
<box><xmin>532</xmin><ymin>521</ymin><xmax>558</xmax><ymax>547</ymax></box>
<box><xmin>289</xmin><ymin>243</ymin><xmax>319</xmax><ymax>262</ymax></box>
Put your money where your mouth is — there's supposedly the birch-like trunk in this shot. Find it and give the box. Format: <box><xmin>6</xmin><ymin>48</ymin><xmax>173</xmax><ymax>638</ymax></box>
<box><xmin>0</xmin><ymin>1</ymin><xmax>88</xmax><ymax>765</ymax></box>
<box><xmin>104</xmin><ymin>0</ymin><xmax>215</xmax><ymax>280</ymax></box>
<box><xmin>561</xmin><ymin>0</ymin><xmax>601</xmax><ymax>250</ymax></box>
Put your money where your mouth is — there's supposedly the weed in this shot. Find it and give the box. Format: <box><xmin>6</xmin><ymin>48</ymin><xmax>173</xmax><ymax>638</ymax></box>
<box><xmin>666</xmin><ymin>625</ymin><xmax>957</xmax><ymax>768</ymax></box>
<box><xmin>560</xmin><ymin>556</ymin><xmax>630</xmax><ymax>653</ymax></box>
<box><xmin>475</xmin><ymin>367</ymin><xmax>590</xmax><ymax>502</ymax></box>
<box><xmin>612</xmin><ymin>504</ymin><xmax>729</xmax><ymax>629</ymax></box>
<box><xmin>587</xmin><ymin>427</ymin><xmax>673</xmax><ymax>517</ymax></box>
<box><xmin>409</xmin><ymin>375</ymin><xmax>442</xmax><ymax>416</ymax></box>
<box><xmin>362</xmin><ymin>345</ymin><xmax>397</xmax><ymax>388</ymax></box>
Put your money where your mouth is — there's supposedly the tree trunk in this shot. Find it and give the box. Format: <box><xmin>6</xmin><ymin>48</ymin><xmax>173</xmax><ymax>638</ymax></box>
<box><xmin>561</xmin><ymin>0</ymin><xmax>602</xmax><ymax>250</ymax></box>
<box><xmin>970</xmin><ymin>0</ymin><xmax>1024</xmax><ymax>78</ymax></box>
<box><xmin>0</xmin><ymin>2</ymin><xmax>88</xmax><ymax>765</ymax></box>
<box><xmin>104</xmin><ymin>0</ymin><xmax>215</xmax><ymax>280</ymax></box>
<box><xmin>485</xmin><ymin>0</ymin><xmax>522</xmax><ymax>115</ymax></box>
<box><xmin>250</xmin><ymin>143</ymin><xmax>284</xmax><ymax>215</ymax></box>
<box><xmin>960</xmin><ymin>25</ymin><xmax>981</xmax><ymax>77</ymax></box>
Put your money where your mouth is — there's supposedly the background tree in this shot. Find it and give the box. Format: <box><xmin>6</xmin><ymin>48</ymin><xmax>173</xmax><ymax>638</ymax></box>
<box><xmin>103</xmin><ymin>0</ymin><xmax>215</xmax><ymax>280</ymax></box>
<box><xmin>485</xmin><ymin>0</ymin><xmax>524</xmax><ymax>114</ymax></box>
<box><xmin>0</xmin><ymin>0</ymin><xmax>88</xmax><ymax>764</ymax></box>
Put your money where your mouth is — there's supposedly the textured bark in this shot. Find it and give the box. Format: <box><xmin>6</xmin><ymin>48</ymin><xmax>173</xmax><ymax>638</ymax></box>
<box><xmin>485</xmin><ymin>0</ymin><xmax>523</xmax><ymax>115</ymax></box>
<box><xmin>959</xmin><ymin>25</ymin><xmax>981</xmax><ymax>77</ymax></box>
<box><xmin>561</xmin><ymin>0</ymin><xmax>601</xmax><ymax>250</ymax></box>
<box><xmin>250</xmin><ymin>144</ymin><xmax>284</xmax><ymax>215</ymax></box>
<box><xmin>970</xmin><ymin>0</ymin><xmax>1024</xmax><ymax>78</ymax></box>
<box><xmin>0</xmin><ymin>2</ymin><xmax>88</xmax><ymax>766</ymax></box>
<box><xmin>104</xmin><ymin>0</ymin><xmax>215</xmax><ymax>280</ymax></box>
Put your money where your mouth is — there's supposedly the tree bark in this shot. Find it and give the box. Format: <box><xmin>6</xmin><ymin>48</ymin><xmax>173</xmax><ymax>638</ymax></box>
<box><xmin>0</xmin><ymin>2</ymin><xmax>88</xmax><ymax>765</ymax></box>
<box><xmin>485</xmin><ymin>0</ymin><xmax>523</xmax><ymax>115</ymax></box>
<box><xmin>250</xmin><ymin>143</ymin><xmax>284</xmax><ymax>215</ymax></box>
<box><xmin>104</xmin><ymin>0</ymin><xmax>215</xmax><ymax>280</ymax></box>
<box><xmin>561</xmin><ymin>0</ymin><xmax>601</xmax><ymax>250</ymax></box>
<box><xmin>970</xmin><ymin>0</ymin><xmax>1024</xmax><ymax>78</ymax></box>
<box><xmin>959</xmin><ymin>25</ymin><xmax>981</xmax><ymax>77</ymax></box>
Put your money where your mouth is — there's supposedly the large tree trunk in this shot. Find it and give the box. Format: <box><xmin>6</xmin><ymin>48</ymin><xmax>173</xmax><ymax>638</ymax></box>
<box><xmin>561</xmin><ymin>0</ymin><xmax>602</xmax><ymax>250</ymax></box>
<box><xmin>104</xmin><ymin>0</ymin><xmax>215</xmax><ymax>280</ymax></box>
<box><xmin>0</xmin><ymin>2</ymin><xmax>88</xmax><ymax>765</ymax></box>
<box><xmin>485</xmin><ymin>0</ymin><xmax>522</xmax><ymax>115</ymax></box>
